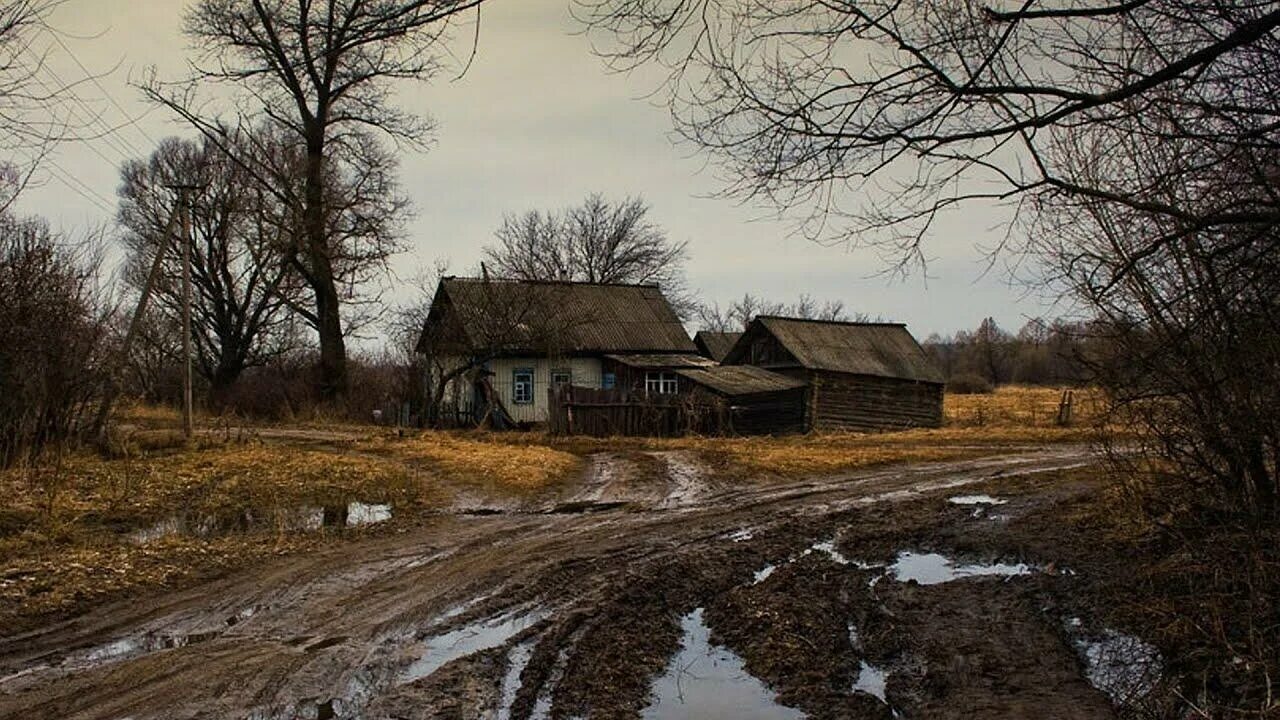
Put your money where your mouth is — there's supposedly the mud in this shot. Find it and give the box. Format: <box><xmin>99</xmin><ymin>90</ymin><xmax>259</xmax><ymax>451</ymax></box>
<box><xmin>0</xmin><ymin>445</ymin><xmax>1148</xmax><ymax>719</ymax></box>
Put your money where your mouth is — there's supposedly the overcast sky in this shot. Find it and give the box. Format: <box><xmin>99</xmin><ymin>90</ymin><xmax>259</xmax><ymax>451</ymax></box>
<box><xmin>15</xmin><ymin>0</ymin><xmax>1063</xmax><ymax>339</ymax></box>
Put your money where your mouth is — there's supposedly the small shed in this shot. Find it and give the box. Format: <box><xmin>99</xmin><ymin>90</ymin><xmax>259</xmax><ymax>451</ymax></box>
<box><xmin>676</xmin><ymin>365</ymin><xmax>808</xmax><ymax>435</ymax></box>
<box><xmin>694</xmin><ymin>331</ymin><xmax>743</xmax><ymax>362</ymax></box>
<box><xmin>723</xmin><ymin>316</ymin><xmax>944</xmax><ymax>432</ymax></box>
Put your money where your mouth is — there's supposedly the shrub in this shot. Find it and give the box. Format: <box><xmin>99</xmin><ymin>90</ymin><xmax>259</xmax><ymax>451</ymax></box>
<box><xmin>946</xmin><ymin>373</ymin><xmax>993</xmax><ymax>395</ymax></box>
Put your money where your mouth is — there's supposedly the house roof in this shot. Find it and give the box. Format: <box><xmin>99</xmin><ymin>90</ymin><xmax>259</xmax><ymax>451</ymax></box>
<box><xmin>676</xmin><ymin>365</ymin><xmax>808</xmax><ymax>396</ymax></box>
<box><xmin>694</xmin><ymin>331</ymin><xmax>742</xmax><ymax>362</ymax></box>
<box><xmin>604</xmin><ymin>353</ymin><xmax>718</xmax><ymax>370</ymax></box>
<box><xmin>726</xmin><ymin>316</ymin><xmax>944</xmax><ymax>384</ymax></box>
<box><xmin>418</xmin><ymin>277</ymin><xmax>697</xmax><ymax>355</ymax></box>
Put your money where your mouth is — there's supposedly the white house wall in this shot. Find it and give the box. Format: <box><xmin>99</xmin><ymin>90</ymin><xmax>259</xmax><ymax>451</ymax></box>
<box><xmin>431</xmin><ymin>356</ymin><xmax>604</xmax><ymax>424</ymax></box>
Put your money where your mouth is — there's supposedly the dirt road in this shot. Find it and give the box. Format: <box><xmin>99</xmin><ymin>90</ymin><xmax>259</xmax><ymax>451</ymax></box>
<box><xmin>0</xmin><ymin>446</ymin><xmax>1141</xmax><ymax>719</ymax></box>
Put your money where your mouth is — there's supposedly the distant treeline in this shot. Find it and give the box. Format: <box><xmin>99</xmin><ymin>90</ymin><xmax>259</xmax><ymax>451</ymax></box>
<box><xmin>921</xmin><ymin>317</ymin><xmax>1091</xmax><ymax>392</ymax></box>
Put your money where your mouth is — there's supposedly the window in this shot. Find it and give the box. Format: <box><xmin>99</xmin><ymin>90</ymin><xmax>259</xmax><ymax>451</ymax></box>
<box><xmin>551</xmin><ymin>368</ymin><xmax>572</xmax><ymax>388</ymax></box>
<box><xmin>645</xmin><ymin>371</ymin><xmax>678</xmax><ymax>396</ymax></box>
<box><xmin>512</xmin><ymin>368</ymin><xmax>534</xmax><ymax>404</ymax></box>
<box><xmin>602</xmin><ymin>372</ymin><xmax>616</xmax><ymax>390</ymax></box>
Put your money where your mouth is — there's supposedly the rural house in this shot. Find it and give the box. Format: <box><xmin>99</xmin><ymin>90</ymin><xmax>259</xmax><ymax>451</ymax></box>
<box><xmin>416</xmin><ymin>277</ymin><xmax>700</xmax><ymax>425</ymax></box>
<box><xmin>723</xmin><ymin>316</ymin><xmax>944</xmax><ymax>432</ymax></box>
<box><xmin>693</xmin><ymin>330</ymin><xmax>742</xmax><ymax>362</ymax></box>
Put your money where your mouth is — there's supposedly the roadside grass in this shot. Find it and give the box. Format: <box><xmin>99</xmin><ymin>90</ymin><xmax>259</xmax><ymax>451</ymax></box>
<box><xmin>1</xmin><ymin>386</ymin><xmax>1099</xmax><ymax>629</ymax></box>
<box><xmin>0</xmin><ymin>445</ymin><xmax>424</xmax><ymax>628</ymax></box>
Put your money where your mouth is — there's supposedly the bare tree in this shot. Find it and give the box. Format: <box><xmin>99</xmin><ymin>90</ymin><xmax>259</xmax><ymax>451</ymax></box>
<box><xmin>0</xmin><ymin>213</ymin><xmax>109</xmax><ymax>466</ymax></box>
<box><xmin>578</xmin><ymin>1</ymin><xmax>1280</xmax><ymax>271</ymax></box>
<box><xmin>145</xmin><ymin>0</ymin><xmax>482</xmax><ymax>401</ymax></box>
<box><xmin>697</xmin><ymin>293</ymin><xmax>852</xmax><ymax>331</ymax></box>
<box><xmin>484</xmin><ymin>194</ymin><xmax>696</xmax><ymax>317</ymax></box>
<box><xmin>117</xmin><ymin>135</ymin><xmax>303</xmax><ymax>405</ymax></box>
<box><xmin>0</xmin><ymin>0</ymin><xmax>68</xmax><ymax>211</ymax></box>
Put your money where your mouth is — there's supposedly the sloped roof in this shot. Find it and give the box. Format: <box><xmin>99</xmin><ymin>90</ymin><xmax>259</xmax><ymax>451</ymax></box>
<box><xmin>418</xmin><ymin>277</ymin><xmax>696</xmax><ymax>355</ymax></box>
<box><xmin>694</xmin><ymin>331</ymin><xmax>742</xmax><ymax>362</ymax></box>
<box><xmin>604</xmin><ymin>353</ymin><xmax>717</xmax><ymax>369</ymax></box>
<box><xmin>727</xmin><ymin>316</ymin><xmax>944</xmax><ymax>384</ymax></box>
<box><xmin>676</xmin><ymin>365</ymin><xmax>808</xmax><ymax>396</ymax></box>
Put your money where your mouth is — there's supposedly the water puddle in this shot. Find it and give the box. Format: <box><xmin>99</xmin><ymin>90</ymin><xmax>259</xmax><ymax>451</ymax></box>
<box><xmin>947</xmin><ymin>494</ymin><xmax>1007</xmax><ymax>506</ymax></box>
<box><xmin>127</xmin><ymin>501</ymin><xmax>392</xmax><ymax>544</ymax></box>
<box><xmin>347</xmin><ymin>502</ymin><xmax>392</xmax><ymax>526</ymax></box>
<box><xmin>1066</xmin><ymin>619</ymin><xmax>1162</xmax><ymax>705</ymax></box>
<box><xmin>751</xmin><ymin>565</ymin><xmax>777</xmax><ymax>584</ymax></box>
<box><xmin>885</xmin><ymin>551</ymin><xmax>1034</xmax><ymax>585</ymax></box>
<box><xmin>808</xmin><ymin>539</ymin><xmax>851</xmax><ymax>565</ymax></box>
<box><xmin>642</xmin><ymin>608</ymin><xmax>804</xmax><ymax>719</ymax></box>
<box><xmin>401</xmin><ymin>608</ymin><xmax>547</xmax><ymax>683</ymax></box>
<box><xmin>729</xmin><ymin>529</ymin><xmax>754</xmax><ymax>542</ymax></box>
<box><xmin>852</xmin><ymin>660</ymin><xmax>888</xmax><ymax>703</ymax></box>
<box><xmin>496</xmin><ymin>640</ymin><xmax>537</xmax><ymax>720</ymax></box>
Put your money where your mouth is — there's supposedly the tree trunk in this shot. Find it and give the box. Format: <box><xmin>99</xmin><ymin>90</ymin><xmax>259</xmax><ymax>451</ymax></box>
<box><xmin>304</xmin><ymin>125</ymin><xmax>347</xmax><ymax>403</ymax></box>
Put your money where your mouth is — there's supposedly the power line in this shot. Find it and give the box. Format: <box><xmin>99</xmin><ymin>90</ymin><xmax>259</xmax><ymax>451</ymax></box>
<box><xmin>44</xmin><ymin>29</ymin><xmax>158</xmax><ymax>147</ymax></box>
<box><xmin>23</xmin><ymin>46</ymin><xmax>144</xmax><ymax>163</ymax></box>
<box><xmin>43</xmin><ymin>157</ymin><xmax>114</xmax><ymax>214</ymax></box>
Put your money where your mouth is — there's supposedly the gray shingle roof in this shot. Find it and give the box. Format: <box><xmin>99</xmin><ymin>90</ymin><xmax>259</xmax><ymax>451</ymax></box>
<box><xmin>676</xmin><ymin>365</ymin><xmax>808</xmax><ymax>396</ymax></box>
<box><xmin>419</xmin><ymin>277</ymin><xmax>696</xmax><ymax>355</ymax></box>
<box><xmin>604</xmin><ymin>353</ymin><xmax>717</xmax><ymax>369</ymax></box>
<box><xmin>728</xmin><ymin>316</ymin><xmax>944</xmax><ymax>384</ymax></box>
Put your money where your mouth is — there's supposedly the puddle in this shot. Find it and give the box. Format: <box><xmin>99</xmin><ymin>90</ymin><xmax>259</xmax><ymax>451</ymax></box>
<box><xmin>496</xmin><ymin>641</ymin><xmax>537</xmax><ymax>720</ymax></box>
<box><xmin>347</xmin><ymin>502</ymin><xmax>391</xmax><ymax>526</ymax></box>
<box><xmin>127</xmin><ymin>502</ymin><xmax>392</xmax><ymax>544</ymax></box>
<box><xmin>852</xmin><ymin>660</ymin><xmax>888</xmax><ymax>703</ymax></box>
<box><xmin>729</xmin><ymin>529</ymin><xmax>754</xmax><ymax>542</ymax></box>
<box><xmin>885</xmin><ymin>551</ymin><xmax>1034</xmax><ymax>585</ymax></box>
<box><xmin>751</xmin><ymin>565</ymin><xmax>777</xmax><ymax>584</ymax></box>
<box><xmin>401</xmin><ymin>608</ymin><xmax>547</xmax><ymax>683</ymax></box>
<box><xmin>656</xmin><ymin>452</ymin><xmax>706</xmax><ymax>509</ymax></box>
<box><xmin>947</xmin><ymin>494</ymin><xmax>1007</xmax><ymax>506</ymax></box>
<box><xmin>809</xmin><ymin>539</ymin><xmax>851</xmax><ymax>565</ymax></box>
<box><xmin>642</xmin><ymin>608</ymin><xmax>804</xmax><ymax>719</ymax></box>
<box><xmin>1067</xmin><ymin>620</ymin><xmax>1162</xmax><ymax>705</ymax></box>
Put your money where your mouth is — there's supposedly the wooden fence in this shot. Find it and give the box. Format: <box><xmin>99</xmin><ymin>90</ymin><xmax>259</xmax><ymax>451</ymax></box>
<box><xmin>547</xmin><ymin>384</ymin><xmax>728</xmax><ymax>437</ymax></box>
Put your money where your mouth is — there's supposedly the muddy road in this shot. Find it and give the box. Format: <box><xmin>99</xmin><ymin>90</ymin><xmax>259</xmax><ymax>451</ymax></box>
<box><xmin>0</xmin><ymin>446</ymin><xmax>1148</xmax><ymax>719</ymax></box>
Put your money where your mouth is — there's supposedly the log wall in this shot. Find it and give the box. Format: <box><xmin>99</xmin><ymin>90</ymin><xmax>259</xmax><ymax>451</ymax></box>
<box><xmin>809</xmin><ymin>371</ymin><xmax>943</xmax><ymax>432</ymax></box>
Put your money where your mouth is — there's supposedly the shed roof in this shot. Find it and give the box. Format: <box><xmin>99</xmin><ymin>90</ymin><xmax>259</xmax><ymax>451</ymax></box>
<box><xmin>727</xmin><ymin>316</ymin><xmax>944</xmax><ymax>384</ymax></box>
<box><xmin>604</xmin><ymin>353</ymin><xmax>717</xmax><ymax>369</ymax></box>
<box><xmin>419</xmin><ymin>277</ymin><xmax>696</xmax><ymax>355</ymax></box>
<box><xmin>676</xmin><ymin>365</ymin><xmax>808</xmax><ymax>396</ymax></box>
<box><xmin>694</xmin><ymin>331</ymin><xmax>742</xmax><ymax>362</ymax></box>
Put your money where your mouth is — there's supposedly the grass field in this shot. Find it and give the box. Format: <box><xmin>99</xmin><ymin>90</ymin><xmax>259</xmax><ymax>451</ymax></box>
<box><xmin>1</xmin><ymin>385</ymin><xmax>1104</xmax><ymax>628</ymax></box>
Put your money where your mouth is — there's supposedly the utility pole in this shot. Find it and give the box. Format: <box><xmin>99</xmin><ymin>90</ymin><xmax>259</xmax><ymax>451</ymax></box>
<box><xmin>173</xmin><ymin>184</ymin><xmax>200</xmax><ymax>439</ymax></box>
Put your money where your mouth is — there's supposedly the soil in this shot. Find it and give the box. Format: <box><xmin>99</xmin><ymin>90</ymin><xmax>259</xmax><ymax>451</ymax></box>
<box><xmin>0</xmin><ymin>444</ymin><xmax>1144</xmax><ymax>719</ymax></box>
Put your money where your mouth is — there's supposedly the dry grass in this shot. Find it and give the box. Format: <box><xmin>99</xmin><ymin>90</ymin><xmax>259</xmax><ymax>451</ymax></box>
<box><xmin>943</xmin><ymin>385</ymin><xmax>1107</xmax><ymax>429</ymax></box>
<box><xmin>0</xmin><ymin>444</ymin><xmax>423</xmax><ymax>627</ymax></box>
<box><xmin>374</xmin><ymin>431</ymin><xmax>582</xmax><ymax>493</ymax></box>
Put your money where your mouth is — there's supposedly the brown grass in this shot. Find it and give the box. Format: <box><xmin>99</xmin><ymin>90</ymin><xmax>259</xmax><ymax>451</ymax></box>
<box><xmin>373</xmin><ymin>432</ymin><xmax>583</xmax><ymax>493</ymax></box>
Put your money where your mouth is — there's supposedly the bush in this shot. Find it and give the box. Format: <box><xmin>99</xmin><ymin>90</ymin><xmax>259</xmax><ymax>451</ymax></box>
<box><xmin>946</xmin><ymin>373</ymin><xmax>993</xmax><ymax>395</ymax></box>
<box><xmin>0</xmin><ymin>216</ymin><xmax>110</xmax><ymax>466</ymax></box>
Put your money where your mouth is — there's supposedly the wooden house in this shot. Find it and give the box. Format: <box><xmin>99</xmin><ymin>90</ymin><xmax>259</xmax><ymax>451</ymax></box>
<box><xmin>676</xmin><ymin>365</ymin><xmax>809</xmax><ymax>435</ymax></box>
<box><xmin>723</xmin><ymin>316</ymin><xmax>944</xmax><ymax>432</ymax></box>
<box><xmin>416</xmin><ymin>277</ymin><xmax>701</xmax><ymax>425</ymax></box>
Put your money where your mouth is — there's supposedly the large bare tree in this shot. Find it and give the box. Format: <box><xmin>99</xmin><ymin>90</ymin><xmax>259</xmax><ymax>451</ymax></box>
<box><xmin>484</xmin><ymin>194</ymin><xmax>696</xmax><ymax>317</ymax></box>
<box><xmin>578</xmin><ymin>1</ymin><xmax>1280</xmax><ymax>270</ymax></box>
<box><xmin>0</xmin><ymin>0</ymin><xmax>66</xmax><ymax>211</ymax></box>
<box><xmin>145</xmin><ymin>0</ymin><xmax>481</xmax><ymax>401</ymax></box>
<box><xmin>116</xmin><ymin>136</ymin><xmax>302</xmax><ymax>404</ymax></box>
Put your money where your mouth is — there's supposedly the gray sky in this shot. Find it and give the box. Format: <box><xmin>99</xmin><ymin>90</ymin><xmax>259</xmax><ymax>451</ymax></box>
<box><xmin>15</xmin><ymin>0</ymin><xmax>1060</xmax><ymax>339</ymax></box>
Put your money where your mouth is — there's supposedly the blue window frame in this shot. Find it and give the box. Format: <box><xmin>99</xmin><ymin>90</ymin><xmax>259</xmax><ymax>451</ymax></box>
<box><xmin>602</xmin><ymin>372</ymin><xmax>616</xmax><ymax>390</ymax></box>
<box><xmin>512</xmin><ymin>368</ymin><xmax>534</xmax><ymax>404</ymax></box>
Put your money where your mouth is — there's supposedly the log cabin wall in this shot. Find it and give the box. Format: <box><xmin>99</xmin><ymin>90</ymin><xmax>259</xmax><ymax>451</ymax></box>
<box><xmin>808</xmin><ymin>371</ymin><xmax>943</xmax><ymax>432</ymax></box>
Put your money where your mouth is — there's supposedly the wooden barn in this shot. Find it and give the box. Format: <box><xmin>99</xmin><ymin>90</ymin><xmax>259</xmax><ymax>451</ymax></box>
<box><xmin>676</xmin><ymin>365</ymin><xmax>808</xmax><ymax>435</ymax></box>
<box><xmin>723</xmin><ymin>316</ymin><xmax>944</xmax><ymax>432</ymax></box>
